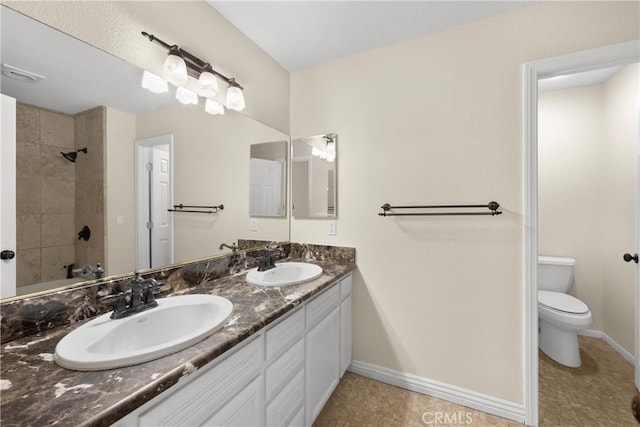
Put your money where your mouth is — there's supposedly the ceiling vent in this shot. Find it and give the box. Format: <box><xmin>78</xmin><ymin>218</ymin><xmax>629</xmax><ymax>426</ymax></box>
<box><xmin>1</xmin><ymin>63</ymin><xmax>45</xmax><ymax>83</ymax></box>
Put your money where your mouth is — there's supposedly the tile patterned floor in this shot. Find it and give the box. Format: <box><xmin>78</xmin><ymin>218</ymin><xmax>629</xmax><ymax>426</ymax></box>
<box><xmin>314</xmin><ymin>336</ymin><xmax>637</xmax><ymax>426</ymax></box>
<box><xmin>539</xmin><ymin>336</ymin><xmax>636</xmax><ymax>427</ymax></box>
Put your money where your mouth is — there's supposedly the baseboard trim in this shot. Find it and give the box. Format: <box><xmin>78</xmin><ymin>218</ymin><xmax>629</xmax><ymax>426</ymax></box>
<box><xmin>348</xmin><ymin>360</ymin><xmax>525</xmax><ymax>424</ymax></box>
<box><xmin>579</xmin><ymin>329</ymin><xmax>635</xmax><ymax>364</ymax></box>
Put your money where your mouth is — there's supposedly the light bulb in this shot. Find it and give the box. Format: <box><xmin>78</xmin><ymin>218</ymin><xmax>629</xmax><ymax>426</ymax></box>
<box><xmin>205</xmin><ymin>98</ymin><xmax>225</xmax><ymax>115</ymax></box>
<box><xmin>198</xmin><ymin>70</ymin><xmax>219</xmax><ymax>98</ymax></box>
<box><xmin>162</xmin><ymin>52</ymin><xmax>188</xmax><ymax>86</ymax></box>
<box><xmin>226</xmin><ymin>85</ymin><xmax>246</xmax><ymax>111</ymax></box>
<box><xmin>176</xmin><ymin>86</ymin><xmax>198</xmax><ymax>105</ymax></box>
<box><xmin>141</xmin><ymin>70</ymin><xmax>168</xmax><ymax>94</ymax></box>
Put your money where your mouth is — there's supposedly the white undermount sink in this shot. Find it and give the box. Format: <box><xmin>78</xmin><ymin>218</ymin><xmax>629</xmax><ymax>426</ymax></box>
<box><xmin>54</xmin><ymin>294</ymin><xmax>233</xmax><ymax>371</ymax></box>
<box><xmin>246</xmin><ymin>262</ymin><xmax>323</xmax><ymax>287</ymax></box>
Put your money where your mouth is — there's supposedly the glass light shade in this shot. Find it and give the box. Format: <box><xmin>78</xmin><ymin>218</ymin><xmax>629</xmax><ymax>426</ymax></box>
<box><xmin>175</xmin><ymin>86</ymin><xmax>198</xmax><ymax>105</ymax></box>
<box><xmin>226</xmin><ymin>86</ymin><xmax>246</xmax><ymax>111</ymax></box>
<box><xmin>162</xmin><ymin>53</ymin><xmax>188</xmax><ymax>86</ymax></box>
<box><xmin>198</xmin><ymin>71</ymin><xmax>219</xmax><ymax>98</ymax></box>
<box><xmin>205</xmin><ymin>98</ymin><xmax>225</xmax><ymax>115</ymax></box>
<box><xmin>141</xmin><ymin>70</ymin><xmax>168</xmax><ymax>94</ymax></box>
<box><xmin>311</xmin><ymin>147</ymin><xmax>323</xmax><ymax>157</ymax></box>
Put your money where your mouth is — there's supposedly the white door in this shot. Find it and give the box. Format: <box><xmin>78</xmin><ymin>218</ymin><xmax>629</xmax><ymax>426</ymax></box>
<box><xmin>0</xmin><ymin>94</ymin><xmax>16</xmax><ymax>298</ymax></box>
<box><xmin>151</xmin><ymin>146</ymin><xmax>171</xmax><ymax>267</ymax></box>
<box><xmin>135</xmin><ymin>135</ymin><xmax>173</xmax><ymax>270</ymax></box>
<box><xmin>636</xmin><ymin>95</ymin><xmax>640</xmax><ymax>391</ymax></box>
<box><xmin>249</xmin><ymin>158</ymin><xmax>281</xmax><ymax>216</ymax></box>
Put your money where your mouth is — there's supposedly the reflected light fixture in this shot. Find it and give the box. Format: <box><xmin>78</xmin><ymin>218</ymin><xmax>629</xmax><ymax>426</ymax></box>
<box><xmin>162</xmin><ymin>45</ymin><xmax>188</xmax><ymax>86</ymax></box>
<box><xmin>142</xmin><ymin>31</ymin><xmax>246</xmax><ymax>115</ymax></box>
<box><xmin>141</xmin><ymin>70</ymin><xmax>168</xmax><ymax>94</ymax></box>
<box><xmin>176</xmin><ymin>86</ymin><xmax>198</xmax><ymax>105</ymax></box>
<box><xmin>205</xmin><ymin>98</ymin><xmax>225</xmax><ymax>115</ymax></box>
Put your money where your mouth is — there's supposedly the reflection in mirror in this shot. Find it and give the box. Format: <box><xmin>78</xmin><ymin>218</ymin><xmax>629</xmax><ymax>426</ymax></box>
<box><xmin>0</xmin><ymin>6</ymin><xmax>290</xmax><ymax>300</ymax></box>
<box><xmin>249</xmin><ymin>141</ymin><xmax>287</xmax><ymax>217</ymax></box>
<box><xmin>291</xmin><ymin>134</ymin><xmax>337</xmax><ymax>218</ymax></box>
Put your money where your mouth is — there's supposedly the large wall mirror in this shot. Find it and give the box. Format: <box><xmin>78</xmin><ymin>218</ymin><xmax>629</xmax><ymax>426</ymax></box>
<box><xmin>0</xmin><ymin>6</ymin><xmax>290</xmax><ymax>300</ymax></box>
<box><xmin>291</xmin><ymin>134</ymin><xmax>337</xmax><ymax>218</ymax></box>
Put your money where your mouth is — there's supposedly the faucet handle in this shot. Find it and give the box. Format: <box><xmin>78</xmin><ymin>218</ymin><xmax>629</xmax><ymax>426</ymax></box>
<box><xmin>99</xmin><ymin>292</ymin><xmax>127</xmax><ymax>313</ymax></box>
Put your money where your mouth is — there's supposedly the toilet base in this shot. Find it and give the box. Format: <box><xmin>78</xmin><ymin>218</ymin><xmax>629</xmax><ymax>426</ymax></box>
<box><xmin>539</xmin><ymin>319</ymin><xmax>582</xmax><ymax>368</ymax></box>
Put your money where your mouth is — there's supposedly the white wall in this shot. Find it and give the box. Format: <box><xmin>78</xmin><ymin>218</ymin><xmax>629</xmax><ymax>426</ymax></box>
<box><xmin>539</xmin><ymin>85</ymin><xmax>606</xmax><ymax>332</ymax></box>
<box><xmin>136</xmin><ymin>105</ymin><xmax>290</xmax><ymax>262</ymax></box>
<box><xmin>2</xmin><ymin>0</ymin><xmax>290</xmax><ymax>133</ymax></box>
<box><xmin>290</xmin><ymin>1</ymin><xmax>639</xmax><ymax>404</ymax></box>
<box><xmin>602</xmin><ymin>64</ymin><xmax>639</xmax><ymax>354</ymax></box>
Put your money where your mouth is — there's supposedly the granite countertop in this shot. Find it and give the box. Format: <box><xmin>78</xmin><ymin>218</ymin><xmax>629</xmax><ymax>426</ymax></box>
<box><xmin>0</xmin><ymin>259</ymin><xmax>356</xmax><ymax>427</ymax></box>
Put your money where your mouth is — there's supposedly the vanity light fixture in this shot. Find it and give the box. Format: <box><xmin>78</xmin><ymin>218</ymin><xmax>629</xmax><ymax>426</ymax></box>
<box><xmin>141</xmin><ymin>70</ymin><xmax>168</xmax><ymax>94</ymax></box>
<box><xmin>141</xmin><ymin>31</ymin><xmax>245</xmax><ymax>113</ymax></box>
<box><xmin>162</xmin><ymin>45</ymin><xmax>188</xmax><ymax>87</ymax></box>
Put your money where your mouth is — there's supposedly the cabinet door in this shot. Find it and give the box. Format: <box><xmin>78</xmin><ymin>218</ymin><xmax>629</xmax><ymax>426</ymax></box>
<box><xmin>340</xmin><ymin>295</ymin><xmax>352</xmax><ymax>377</ymax></box>
<box><xmin>306</xmin><ymin>307</ymin><xmax>340</xmax><ymax>426</ymax></box>
<box><xmin>201</xmin><ymin>376</ymin><xmax>264</xmax><ymax>427</ymax></box>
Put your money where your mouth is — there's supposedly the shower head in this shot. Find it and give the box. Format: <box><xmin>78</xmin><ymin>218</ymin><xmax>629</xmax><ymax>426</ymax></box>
<box><xmin>61</xmin><ymin>147</ymin><xmax>88</xmax><ymax>163</ymax></box>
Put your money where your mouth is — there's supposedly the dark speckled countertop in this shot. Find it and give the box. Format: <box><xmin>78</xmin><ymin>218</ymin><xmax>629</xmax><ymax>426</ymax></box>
<box><xmin>0</xmin><ymin>256</ymin><xmax>356</xmax><ymax>427</ymax></box>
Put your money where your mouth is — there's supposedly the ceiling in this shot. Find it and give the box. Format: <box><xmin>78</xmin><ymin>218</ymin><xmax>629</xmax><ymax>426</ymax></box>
<box><xmin>538</xmin><ymin>66</ymin><xmax>623</xmax><ymax>92</ymax></box>
<box><xmin>208</xmin><ymin>1</ymin><xmax>535</xmax><ymax>72</ymax></box>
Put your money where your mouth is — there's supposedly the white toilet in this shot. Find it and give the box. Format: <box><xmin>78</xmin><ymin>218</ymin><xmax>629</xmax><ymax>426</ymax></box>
<box><xmin>538</xmin><ymin>256</ymin><xmax>592</xmax><ymax>368</ymax></box>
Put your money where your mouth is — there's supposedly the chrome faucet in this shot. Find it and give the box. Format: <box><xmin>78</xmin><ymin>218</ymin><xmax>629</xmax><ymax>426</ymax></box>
<box><xmin>99</xmin><ymin>272</ymin><xmax>167</xmax><ymax>319</ymax></box>
<box><xmin>76</xmin><ymin>263</ymin><xmax>105</xmax><ymax>279</ymax></box>
<box><xmin>219</xmin><ymin>242</ymin><xmax>238</xmax><ymax>253</ymax></box>
<box><xmin>257</xmin><ymin>247</ymin><xmax>282</xmax><ymax>272</ymax></box>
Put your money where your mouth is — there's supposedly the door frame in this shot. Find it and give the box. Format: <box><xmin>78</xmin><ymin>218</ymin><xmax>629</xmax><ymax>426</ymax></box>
<box><xmin>523</xmin><ymin>40</ymin><xmax>640</xmax><ymax>426</ymax></box>
<box><xmin>134</xmin><ymin>134</ymin><xmax>174</xmax><ymax>270</ymax></box>
<box><xmin>0</xmin><ymin>94</ymin><xmax>16</xmax><ymax>298</ymax></box>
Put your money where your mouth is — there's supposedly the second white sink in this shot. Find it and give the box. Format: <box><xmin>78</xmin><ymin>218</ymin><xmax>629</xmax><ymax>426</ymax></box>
<box><xmin>54</xmin><ymin>294</ymin><xmax>233</xmax><ymax>371</ymax></box>
<box><xmin>246</xmin><ymin>262</ymin><xmax>323</xmax><ymax>287</ymax></box>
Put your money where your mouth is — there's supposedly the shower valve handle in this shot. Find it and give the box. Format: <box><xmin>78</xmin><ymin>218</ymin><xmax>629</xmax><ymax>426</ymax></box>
<box><xmin>1</xmin><ymin>250</ymin><xmax>15</xmax><ymax>260</ymax></box>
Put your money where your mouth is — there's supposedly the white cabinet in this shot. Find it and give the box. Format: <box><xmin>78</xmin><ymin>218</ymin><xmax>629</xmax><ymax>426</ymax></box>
<box><xmin>306</xmin><ymin>306</ymin><xmax>340</xmax><ymax>426</ymax></box>
<box><xmin>116</xmin><ymin>272</ymin><xmax>353</xmax><ymax>427</ymax></box>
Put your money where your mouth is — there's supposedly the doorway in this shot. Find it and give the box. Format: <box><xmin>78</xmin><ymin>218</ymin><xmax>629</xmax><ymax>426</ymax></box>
<box><xmin>135</xmin><ymin>135</ymin><xmax>174</xmax><ymax>270</ymax></box>
<box><xmin>524</xmin><ymin>40</ymin><xmax>640</xmax><ymax>426</ymax></box>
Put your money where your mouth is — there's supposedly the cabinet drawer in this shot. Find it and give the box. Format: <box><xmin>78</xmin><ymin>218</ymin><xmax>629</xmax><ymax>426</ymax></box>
<box><xmin>266</xmin><ymin>368</ymin><xmax>304</xmax><ymax>427</ymax></box>
<box><xmin>138</xmin><ymin>336</ymin><xmax>263</xmax><ymax>426</ymax></box>
<box><xmin>266</xmin><ymin>307</ymin><xmax>305</xmax><ymax>362</ymax></box>
<box><xmin>266</xmin><ymin>338</ymin><xmax>304</xmax><ymax>401</ymax></box>
<box><xmin>306</xmin><ymin>285</ymin><xmax>339</xmax><ymax>329</ymax></box>
<box><xmin>340</xmin><ymin>274</ymin><xmax>352</xmax><ymax>300</ymax></box>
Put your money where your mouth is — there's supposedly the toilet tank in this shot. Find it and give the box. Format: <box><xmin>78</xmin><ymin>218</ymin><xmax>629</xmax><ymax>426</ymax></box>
<box><xmin>538</xmin><ymin>256</ymin><xmax>575</xmax><ymax>293</ymax></box>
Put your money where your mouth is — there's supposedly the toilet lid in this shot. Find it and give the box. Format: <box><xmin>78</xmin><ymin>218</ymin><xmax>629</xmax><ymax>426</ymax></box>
<box><xmin>538</xmin><ymin>291</ymin><xmax>589</xmax><ymax>314</ymax></box>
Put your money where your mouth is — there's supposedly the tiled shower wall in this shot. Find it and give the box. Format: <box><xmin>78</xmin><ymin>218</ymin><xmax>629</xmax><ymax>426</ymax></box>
<box><xmin>15</xmin><ymin>103</ymin><xmax>105</xmax><ymax>288</ymax></box>
<box><xmin>74</xmin><ymin>107</ymin><xmax>105</xmax><ymax>270</ymax></box>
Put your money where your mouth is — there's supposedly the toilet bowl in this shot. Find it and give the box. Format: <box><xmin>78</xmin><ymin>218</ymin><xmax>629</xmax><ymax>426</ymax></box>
<box><xmin>538</xmin><ymin>290</ymin><xmax>592</xmax><ymax>367</ymax></box>
<box><xmin>537</xmin><ymin>256</ymin><xmax>592</xmax><ymax>368</ymax></box>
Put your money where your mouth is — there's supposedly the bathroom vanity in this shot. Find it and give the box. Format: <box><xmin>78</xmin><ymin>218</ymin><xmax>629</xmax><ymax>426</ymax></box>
<box><xmin>115</xmin><ymin>274</ymin><xmax>352</xmax><ymax>426</ymax></box>
<box><xmin>0</xmin><ymin>244</ymin><xmax>356</xmax><ymax>426</ymax></box>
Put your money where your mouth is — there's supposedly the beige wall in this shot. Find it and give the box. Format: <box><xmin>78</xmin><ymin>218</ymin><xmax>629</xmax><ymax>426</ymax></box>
<box><xmin>602</xmin><ymin>64</ymin><xmax>639</xmax><ymax>354</ymax></box>
<box><xmin>290</xmin><ymin>2</ymin><xmax>639</xmax><ymax>403</ymax></box>
<box><xmin>539</xmin><ymin>63</ymin><xmax>638</xmax><ymax>356</ymax></box>
<box><xmin>539</xmin><ymin>85</ymin><xmax>606</xmax><ymax>332</ymax></box>
<box><xmin>105</xmin><ymin>108</ymin><xmax>137</xmax><ymax>276</ymax></box>
<box><xmin>2</xmin><ymin>0</ymin><xmax>290</xmax><ymax>133</ymax></box>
